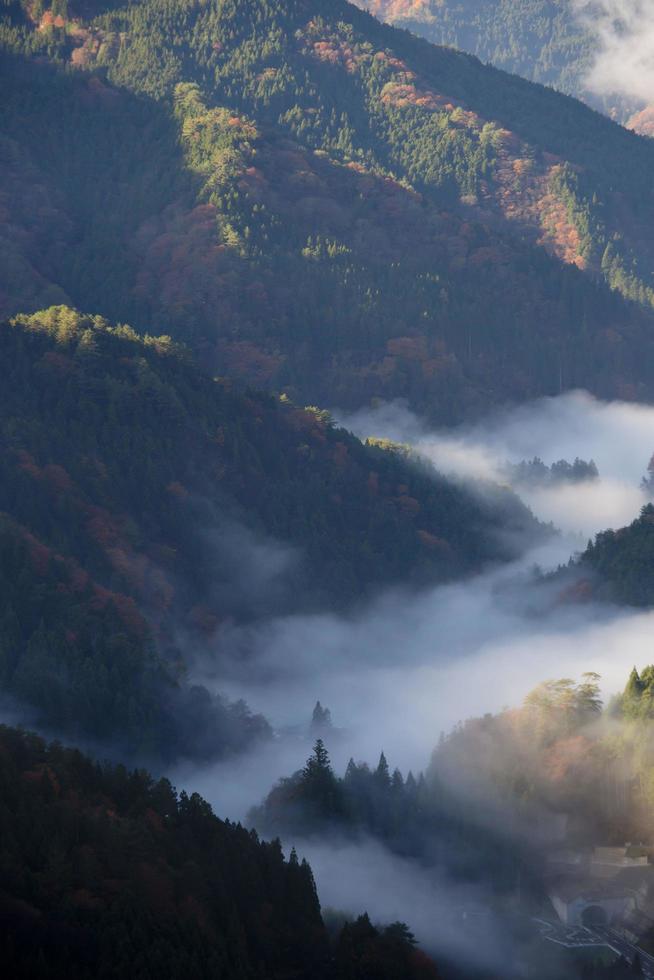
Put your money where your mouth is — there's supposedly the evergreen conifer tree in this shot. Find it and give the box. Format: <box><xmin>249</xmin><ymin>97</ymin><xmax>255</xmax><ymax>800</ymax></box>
<box><xmin>375</xmin><ymin>751</ymin><xmax>391</xmax><ymax>789</ymax></box>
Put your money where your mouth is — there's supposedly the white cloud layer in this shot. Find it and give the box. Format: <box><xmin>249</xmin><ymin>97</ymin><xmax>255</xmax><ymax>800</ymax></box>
<box><xmin>168</xmin><ymin>392</ymin><xmax>654</xmax><ymax>976</ymax></box>
<box><xmin>573</xmin><ymin>0</ymin><xmax>654</xmax><ymax>103</ymax></box>
<box><xmin>340</xmin><ymin>390</ymin><xmax>652</xmax><ymax>537</ymax></box>
<box><xmin>181</xmin><ymin>392</ymin><xmax>654</xmax><ymax>824</ymax></box>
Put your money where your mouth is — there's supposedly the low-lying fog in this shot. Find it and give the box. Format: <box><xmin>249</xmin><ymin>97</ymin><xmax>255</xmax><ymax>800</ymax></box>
<box><xmin>182</xmin><ymin>392</ymin><xmax>653</xmax><ymax>809</ymax></box>
<box><xmin>341</xmin><ymin>389</ymin><xmax>651</xmax><ymax>538</ymax></box>
<box><xmin>175</xmin><ymin>391</ymin><xmax>654</xmax><ymax>967</ymax></box>
<box><xmin>573</xmin><ymin>0</ymin><xmax>654</xmax><ymax>106</ymax></box>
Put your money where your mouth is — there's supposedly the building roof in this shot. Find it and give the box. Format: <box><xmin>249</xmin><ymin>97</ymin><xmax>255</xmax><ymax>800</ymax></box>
<box><xmin>591</xmin><ymin>847</ymin><xmax>648</xmax><ymax>876</ymax></box>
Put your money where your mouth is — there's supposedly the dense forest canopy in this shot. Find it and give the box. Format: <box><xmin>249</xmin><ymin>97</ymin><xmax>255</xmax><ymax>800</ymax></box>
<box><xmin>573</xmin><ymin>504</ymin><xmax>654</xmax><ymax>608</ymax></box>
<box><xmin>0</xmin><ymin>305</ymin><xmax>542</xmax><ymax>758</ymax></box>
<box><xmin>504</xmin><ymin>455</ymin><xmax>600</xmax><ymax>487</ymax></box>
<box><xmin>2</xmin><ymin>0</ymin><xmax>654</xmax><ymax>421</ymax></box>
<box><xmin>353</xmin><ymin>0</ymin><xmax>636</xmax><ymax>118</ymax></box>
<box><xmin>0</xmin><ymin>724</ymin><xmax>440</xmax><ymax>980</ymax></box>
<box><xmin>3</xmin><ymin>2</ymin><xmax>654</xmax><ymax>977</ymax></box>
<box><xmin>354</xmin><ymin>0</ymin><xmax>654</xmax><ymax>146</ymax></box>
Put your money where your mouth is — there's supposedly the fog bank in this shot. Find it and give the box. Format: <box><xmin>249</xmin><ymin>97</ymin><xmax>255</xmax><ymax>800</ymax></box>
<box><xmin>181</xmin><ymin>393</ymin><xmax>654</xmax><ymax>824</ymax></box>
<box><xmin>339</xmin><ymin>390</ymin><xmax>652</xmax><ymax>537</ymax></box>
<box><xmin>573</xmin><ymin>0</ymin><xmax>654</xmax><ymax>104</ymax></box>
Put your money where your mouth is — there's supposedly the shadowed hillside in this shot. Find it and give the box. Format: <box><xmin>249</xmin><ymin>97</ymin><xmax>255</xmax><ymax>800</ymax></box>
<box><xmin>0</xmin><ymin>723</ymin><xmax>441</xmax><ymax>980</ymax></box>
<box><xmin>0</xmin><ymin>304</ymin><xmax>540</xmax><ymax>755</ymax></box>
<box><xmin>2</xmin><ymin>1</ymin><xmax>654</xmax><ymax>421</ymax></box>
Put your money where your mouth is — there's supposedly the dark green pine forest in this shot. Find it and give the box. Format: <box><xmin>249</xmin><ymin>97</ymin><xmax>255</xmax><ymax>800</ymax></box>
<box><xmin>549</xmin><ymin>461</ymin><xmax>654</xmax><ymax>607</ymax></box>
<box><xmin>0</xmin><ymin>725</ymin><xmax>440</xmax><ymax>979</ymax></box>
<box><xmin>572</xmin><ymin>504</ymin><xmax>654</xmax><ymax>608</ymax></box>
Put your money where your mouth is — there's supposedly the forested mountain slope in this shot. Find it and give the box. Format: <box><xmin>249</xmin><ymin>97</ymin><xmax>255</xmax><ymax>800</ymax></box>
<box><xmin>627</xmin><ymin>106</ymin><xmax>654</xmax><ymax>139</ymax></box>
<box><xmin>0</xmin><ymin>305</ymin><xmax>538</xmax><ymax>756</ymax></box>
<box><xmin>0</xmin><ymin>724</ymin><xmax>439</xmax><ymax>980</ymax></box>
<box><xmin>355</xmin><ymin>1</ymin><xmax>591</xmax><ymax>93</ymax></box>
<box><xmin>572</xmin><ymin>504</ymin><xmax>654</xmax><ymax>608</ymax></box>
<box><xmin>2</xmin><ymin>1</ymin><xmax>654</xmax><ymax>420</ymax></box>
<box><xmin>353</xmin><ymin>0</ymin><xmax>645</xmax><ymax>124</ymax></box>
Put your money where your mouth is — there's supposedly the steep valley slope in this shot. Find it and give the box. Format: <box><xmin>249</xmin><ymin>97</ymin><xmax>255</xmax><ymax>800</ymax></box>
<box><xmin>2</xmin><ymin>0</ymin><xmax>654</xmax><ymax>422</ymax></box>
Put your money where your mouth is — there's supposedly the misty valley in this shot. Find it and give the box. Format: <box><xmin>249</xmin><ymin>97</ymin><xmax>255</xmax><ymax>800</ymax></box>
<box><xmin>4</xmin><ymin>337</ymin><xmax>654</xmax><ymax>979</ymax></box>
<box><xmin>3</xmin><ymin>0</ymin><xmax>654</xmax><ymax>977</ymax></box>
<box><xmin>175</xmin><ymin>393</ymin><xmax>654</xmax><ymax>980</ymax></box>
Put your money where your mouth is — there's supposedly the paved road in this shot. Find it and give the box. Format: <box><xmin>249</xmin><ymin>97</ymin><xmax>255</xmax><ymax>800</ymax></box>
<box><xmin>596</xmin><ymin>926</ymin><xmax>654</xmax><ymax>977</ymax></box>
<box><xmin>534</xmin><ymin>918</ymin><xmax>654</xmax><ymax>977</ymax></box>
